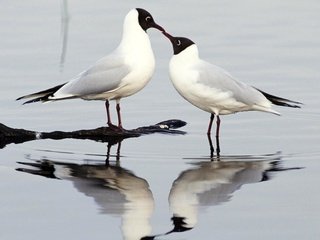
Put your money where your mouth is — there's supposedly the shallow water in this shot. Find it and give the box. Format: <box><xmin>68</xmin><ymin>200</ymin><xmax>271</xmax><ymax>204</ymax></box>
<box><xmin>1</xmin><ymin>1</ymin><xmax>320</xmax><ymax>239</ymax></box>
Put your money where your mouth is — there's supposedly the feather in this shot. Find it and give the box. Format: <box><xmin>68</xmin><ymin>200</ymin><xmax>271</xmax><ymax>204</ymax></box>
<box><xmin>255</xmin><ymin>88</ymin><xmax>302</xmax><ymax>108</ymax></box>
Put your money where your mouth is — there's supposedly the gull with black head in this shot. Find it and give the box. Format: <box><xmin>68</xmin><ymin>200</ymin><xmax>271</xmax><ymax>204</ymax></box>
<box><xmin>17</xmin><ymin>8</ymin><xmax>165</xmax><ymax>129</ymax></box>
<box><xmin>163</xmin><ymin>32</ymin><xmax>302</xmax><ymax>137</ymax></box>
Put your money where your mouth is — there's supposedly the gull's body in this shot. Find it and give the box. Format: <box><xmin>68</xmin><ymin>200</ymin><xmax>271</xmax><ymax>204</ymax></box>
<box><xmin>17</xmin><ymin>8</ymin><xmax>165</xmax><ymax>128</ymax></box>
<box><xmin>170</xmin><ymin>50</ymin><xmax>278</xmax><ymax>116</ymax></box>
<box><xmin>163</xmin><ymin>33</ymin><xmax>302</xmax><ymax>136</ymax></box>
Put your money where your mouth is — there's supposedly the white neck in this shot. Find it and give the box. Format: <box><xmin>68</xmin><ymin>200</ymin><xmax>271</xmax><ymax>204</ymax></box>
<box><xmin>174</xmin><ymin>44</ymin><xmax>199</xmax><ymax>63</ymax></box>
<box><xmin>118</xmin><ymin>10</ymin><xmax>153</xmax><ymax>55</ymax></box>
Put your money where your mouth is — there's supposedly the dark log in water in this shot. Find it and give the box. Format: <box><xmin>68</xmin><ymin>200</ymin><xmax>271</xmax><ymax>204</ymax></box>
<box><xmin>0</xmin><ymin>120</ymin><xmax>186</xmax><ymax>149</ymax></box>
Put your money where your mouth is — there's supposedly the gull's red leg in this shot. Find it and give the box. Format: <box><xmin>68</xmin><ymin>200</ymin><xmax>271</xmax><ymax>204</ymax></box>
<box><xmin>216</xmin><ymin>115</ymin><xmax>221</xmax><ymax>138</ymax></box>
<box><xmin>116</xmin><ymin>102</ymin><xmax>123</xmax><ymax>129</ymax></box>
<box><xmin>105</xmin><ymin>100</ymin><xmax>113</xmax><ymax>126</ymax></box>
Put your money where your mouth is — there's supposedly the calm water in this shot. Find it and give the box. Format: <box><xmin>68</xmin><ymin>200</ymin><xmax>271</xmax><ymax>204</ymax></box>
<box><xmin>1</xmin><ymin>1</ymin><xmax>319</xmax><ymax>239</ymax></box>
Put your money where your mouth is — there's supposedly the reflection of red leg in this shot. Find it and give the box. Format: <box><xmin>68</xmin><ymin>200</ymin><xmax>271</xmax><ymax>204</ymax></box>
<box><xmin>215</xmin><ymin>135</ymin><xmax>220</xmax><ymax>157</ymax></box>
<box><xmin>216</xmin><ymin>115</ymin><xmax>221</xmax><ymax>138</ymax></box>
<box><xmin>105</xmin><ymin>142</ymin><xmax>112</xmax><ymax>164</ymax></box>
<box><xmin>116</xmin><ymin>102</ymin><xmax>123</xmax><ymax>129</ymax></box>
<box><xmin>116</xmin><ymin>141</ymin><xmax>121</xmax><ymax>162</ymax></box>
<box><xmin>207</xmin><ymin>113</ymin><xmax>214</xmax><ymax>135</ymax></box>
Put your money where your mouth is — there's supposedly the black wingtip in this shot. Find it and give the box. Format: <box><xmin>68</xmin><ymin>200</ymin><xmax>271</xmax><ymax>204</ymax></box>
<box><xmin>16</xmin><ymin>82</ymin><xmax>66</xmax><ymax>104</ymax></box>
<box><xmin>273</xmin><ymin>101</ymin><xmax>302</xmax><ymax>108</ymax></box>
<box><xmin>255</xmin><ymin>88</ymin><xmax>303</xmax><ymax>108</ymax></box>
<box><xmin>22</xmin><ymin>97</ymin><xmax>48</xmax><ymax>105</ymax></box>
<box><xmin>16</xmin><ymin>96</ymin><xmax>24</xmax><ymax>101</ymax></box>
<box><xmin>22</xmin><ymin>100</ymin><xmax>36</xmax><ymax>105</ymax></box>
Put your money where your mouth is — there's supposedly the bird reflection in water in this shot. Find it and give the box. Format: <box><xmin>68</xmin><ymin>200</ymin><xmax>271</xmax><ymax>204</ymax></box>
<box><xmin>169</xmin><ymin>157</ymin><xmax>281</xmax><ymax>230</ymax></box>
<box><xmin>16</xmin><ymin>142</ymin><xmax>301</xmax><ymax>240</ymax></box>
<box><xmin>16</xmin><ymin>140</ymin><xmax>154</xmax><ymax>240</ymax></box>
<box><xmin>142</xmin><ymin>154</ymin><xmax>301</xmax><ymax>239</ymax></box>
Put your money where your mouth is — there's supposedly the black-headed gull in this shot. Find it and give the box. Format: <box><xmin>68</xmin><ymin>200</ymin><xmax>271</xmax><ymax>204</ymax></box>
<box><xmin>17</xmin><ymin>8</ymin><xmax>165</xmax><ymax>129</ymax></box>
<box><xmin>163</xmin><ymin>32</ymin><xmax>302</xmax><ymax>137</ymax></box>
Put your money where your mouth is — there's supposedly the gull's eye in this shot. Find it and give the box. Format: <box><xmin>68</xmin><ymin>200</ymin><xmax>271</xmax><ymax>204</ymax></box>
<box><xmin>177</xmin><ymin>40</ymin><xmax>181</xmax><ymax>46</ymax></box>
<box><xmin>145</xmin><ymin>16</ymin><xmax>152</xmax><ymax>22</ymax></box>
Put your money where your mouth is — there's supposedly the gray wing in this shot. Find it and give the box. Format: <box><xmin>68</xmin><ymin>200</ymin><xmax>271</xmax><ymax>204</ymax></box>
<box><xmin>53</xmin><ymin>54</ymin><xmax>131</xmax><ymax>98</ymax></box>
<box><xmin>197</xmin><ymin>61</ymin><xmax>267</xmax><ymax>105</ymax></box>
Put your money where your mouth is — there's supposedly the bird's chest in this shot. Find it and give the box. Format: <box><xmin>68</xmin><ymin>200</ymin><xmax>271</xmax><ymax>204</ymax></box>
<box><xmin>170</xmin><ymin>66</ymin><xmax>237</xmax><ymax>113</ymax></box>
<box><xmin>128</xmin><ymin>48</ymin><xmax>155</xmax><ymax>74</ymax></box>
<box><xmin>118</xmin><ymin>53</ymin><xmax>155</xmax><ymax>97</ymax></box>
<box><xmin>170</xmin><ymin>66</ymin><xmax>199</xmax><ymax>98</ymax></box>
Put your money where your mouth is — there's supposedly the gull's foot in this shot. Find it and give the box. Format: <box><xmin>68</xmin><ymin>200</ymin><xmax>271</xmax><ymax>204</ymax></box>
<box><xmin>107</xmin><ymin>123</ymin><xmax>121</xmax><ymax>131</ymax></box>
<box><xmin>107</xmin><ymin>123</ymin><xmax>127</xmax><ymax>132</ymax></box>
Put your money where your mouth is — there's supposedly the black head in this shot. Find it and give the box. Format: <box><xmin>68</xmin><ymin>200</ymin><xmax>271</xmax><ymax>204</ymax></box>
<box><xmin>136</xmin><ymin>8</ymin><xmax>165</xmax><ymax>32</ymax></box>
<box><xmin>163</xmin><ymin>32</ymin><xmax>195</xmax><ymax>55</ymax></box>
<box><xmin>168</xmin><ymin>216</ymin><xmax>193</xmax><ymax>233</ymax></box>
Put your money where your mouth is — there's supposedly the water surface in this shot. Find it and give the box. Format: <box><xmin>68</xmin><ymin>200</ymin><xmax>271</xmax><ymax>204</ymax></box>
<box><xmin>1</xmin><ymin>1</ymin><xmax>319</xmax><ymax>239</ymax></box>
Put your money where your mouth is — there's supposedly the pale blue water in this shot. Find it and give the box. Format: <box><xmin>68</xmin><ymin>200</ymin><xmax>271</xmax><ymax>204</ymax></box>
<box><xmin>1</xmin><ymin>1</ymin><xmax>319</xmax><ymax>240</ymax></box>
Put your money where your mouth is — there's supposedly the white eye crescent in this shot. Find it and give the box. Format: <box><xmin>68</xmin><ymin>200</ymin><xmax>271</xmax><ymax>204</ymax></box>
<box><xmin>177</xmin><ymin>40</ymin><xmax>181</xmax><ymax>46</ymax></box>
<box><xmin>145</xmin><ymin>16</ymin><xmax>151</xmax><ymax>22</ymax></box>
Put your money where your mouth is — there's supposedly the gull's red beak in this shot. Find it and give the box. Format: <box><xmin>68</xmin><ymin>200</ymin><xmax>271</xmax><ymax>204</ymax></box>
<box><xmin>150</xmin><ymin>22</ymin><xmax>166</xmax><ymax>33</ymax></box>
<box><xmin>162</xmin><ymin>31</ymin><xmax>174</xmax><ymax>42</ymax></box>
